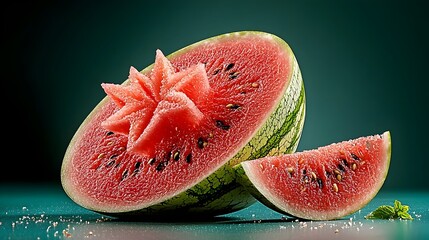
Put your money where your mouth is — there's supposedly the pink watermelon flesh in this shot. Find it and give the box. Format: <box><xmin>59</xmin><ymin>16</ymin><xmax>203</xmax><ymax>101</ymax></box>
<box><xmin>61</xmin><ymin>33</ymin><xmax>293</xmax><ymax>213</ymax></box>
<box><xmin>100</xmin><ymin>50</ymin><xmax>209</xmax><ymax>156</ymax></box>
<box><xmin>241</xmin><ymin>131</ymin><xmax>391</xmax><ymax>220</ymax></box>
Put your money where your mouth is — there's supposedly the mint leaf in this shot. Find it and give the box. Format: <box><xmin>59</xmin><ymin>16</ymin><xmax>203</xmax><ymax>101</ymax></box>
<box><xmin>398</xmin><ymin>211</ymin><xmax>413</xmax><ymax>220</ymax></box>
<box><xmin>365</xmin><ymin>205</ymin><xmax>395</xmax><ymax>219</ymax></box>
<box><xmin>365</xmin><ymin>200</ymin><xmax>413</xmax><ymax>220</ymax></box>
<box><xmin>394</xmin><ymin>200</ymin><xmax>401</xmax><ymax>212</ymax></box>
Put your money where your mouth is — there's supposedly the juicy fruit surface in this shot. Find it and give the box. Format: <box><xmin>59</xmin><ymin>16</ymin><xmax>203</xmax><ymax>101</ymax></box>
<box><xmin>101</xmin><ymin>50</ymin><xmax>210</xmax><ymax>157</ymax></box>
<box><xmin>241</xmin><ymin>131</ymin><xmax>391</xmax><ymax>220</ymax></box>
<box><xmin>61</xmin><ymin>32</ymin><xmax>297</xmax><ymax>213</ymax></box>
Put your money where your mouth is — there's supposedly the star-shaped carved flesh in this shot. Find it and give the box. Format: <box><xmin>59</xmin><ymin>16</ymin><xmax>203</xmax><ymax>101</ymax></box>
<box><xmin>101</xmin><ymin>50</ymin><xmax>210</xmax><ymax>157</ymax></box>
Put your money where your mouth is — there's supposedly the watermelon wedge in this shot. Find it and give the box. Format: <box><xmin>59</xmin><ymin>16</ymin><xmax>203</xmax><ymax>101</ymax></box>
<box><xmin>60</xmin><ymin>31</ymin><xmax>306</xmax><ymax>218</ymax></box>
<box><xmin>239</xmin><ymin>131</ymin><xmax>391</xmax><ymax>220</ymax></box>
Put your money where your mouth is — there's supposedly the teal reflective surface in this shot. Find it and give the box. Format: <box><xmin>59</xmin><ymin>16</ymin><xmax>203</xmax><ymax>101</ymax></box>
<box><xmin>1</xmin><ymin>184</ymin><xmax>428</xmax><ymax>240</ymax></box>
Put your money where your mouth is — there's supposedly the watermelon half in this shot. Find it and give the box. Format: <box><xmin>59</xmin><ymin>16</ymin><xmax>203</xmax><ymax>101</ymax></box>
<box><xmin>61</xmin><ymin>31</ymin><xmax>306</xmax><ymax>218</ymax></box>
<box><xmin>239</xmin><ymin>131</ymin><xmax>391</xmax><ymax>220</ymax></box>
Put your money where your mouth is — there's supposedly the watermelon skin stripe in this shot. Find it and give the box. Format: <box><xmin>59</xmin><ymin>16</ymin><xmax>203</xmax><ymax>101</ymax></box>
<box><xmin>230</xmin><ymin>56</ymin><xmax>305</xmax><ymax>164</ymax></box>
<box><xmin>106</xmin><ymin>53</ymin><xmax>307</xmax><ymax>218</ymax></box>
<box><xmin>109</xmin><ymin>164</ymin><xmax>256</xmax><ymax>218</ymax></box>
<box><xmin>63</xmin><ymin>31</ymin><xmax>306</xmax><ymax>218</ymax></box>
<box><xmin>239</xmin><ymin>131</ymin><xmax>392</xmax><ymax>221</ymax></box>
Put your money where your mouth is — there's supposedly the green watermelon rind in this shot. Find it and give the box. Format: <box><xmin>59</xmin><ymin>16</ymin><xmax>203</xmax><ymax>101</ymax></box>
<box><xmin>238</xmin><ymin>131</ymin><xmax>392</xmax><ymax>221</ymax></box>
<box><xmin>115</xmin><ymin>65</ymin><xmax>305</xmax><ymax>218</ymax></box>
<box><xmin>61</xmin><ymin>31</ymin><xmax>306</xmax><ymax>218</ymax></box>
<box><xmin>110</xmin><ymin>33</ymin><xmax>306</xmax><ymax>217</ymax></box>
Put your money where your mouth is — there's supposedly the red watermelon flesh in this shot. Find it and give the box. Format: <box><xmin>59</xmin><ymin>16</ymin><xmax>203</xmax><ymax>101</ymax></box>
<box><xmin>100</xmin><ymin>50</ymin><xmax>210</xmax><ymax>157</ymax></box>
<box><xmin>241</xmin><ymin>131</ymin><xmax>391</xmax><ymax>220</ymax></box>
<box><xmin>61</xmin><ymin>32</ymin><xmax>300</xmax><ymax>214</ymax></box>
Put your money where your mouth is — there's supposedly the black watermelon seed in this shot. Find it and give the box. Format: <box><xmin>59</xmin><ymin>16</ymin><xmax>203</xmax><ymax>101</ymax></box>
<box><xmin>134</xmin><ymin>161</ymin><xmax>141</xmax><ymax>172</ymax></box>
<box><xmin>317</xmin><ymin>178</ymin><xmax>323</xmax><ymax>189</ymax></box>
<box><xmin>303</xmin><ymin>169</ymin><xmax>307</xmax><ymax>174</ymax></box>
<box><xmin>156</xmin><ymin>161</ymin><xmax>167</xmax><ymax>171</ymax></box>
<box><xmin>229</xmin><ymin>72</ymin><xmax>239</xmax><ymax>79</ymax></box>
<box><xmin>197</xmin><ymin>137</ymin><xmax>206</xmax><ymax>149</ymax></box>
<box><xmin>121</xmin><ymin>170</ymin><xmax>128</xmax><ymax>180</ymax></box>
<box><xmin>342</xmin><ymin>159</ymin><xmax>349</xmax><ymax>167</ymax></box>
<box><xmin>225</xmin><ymin>63</ymin><xmax>234</xmax><ymax>71</ymax></box>
<box><xmin>173</xmin><ymin>151</ymin><xmax>180</xmax><ymax>161</ymax></box>
<box><xmin>351</xmin><ymin>153</ymin><xmax>360</xmax><ymax>161</ymax></box>
<box><xmin>338</xmin><ymin>164</ymin><xmax>345</xmax><ymax>172</ymax></box>
<box><xmin>110</xmin><ymin>154</ymin><xmax>118</xmax><ymax>159</ymax></box>
<box><xmin>213</xmin><ymin>69</ymin><xmax>221</xmax><ymax>75</ymax></box>
<box><xmin>215</xmin><ymin>120</ymin><xmax>230</xmax><ymax>130</ymax></box>
<box><xmin>106</xmin><ymin>160</ymin><xmax>115</xmax><ymax>167</ymax></box>
<box><xmin>148</xmin><ymin>158</ymin><xmax>156</xmax><ymax>165</ymax></box>
<box><xmin>186</xmin><ymin>153</ymin><xmax>192</xmax><ymax>163</ymax></box>
<box><xmin>226</xmin><ymin>104</ymin><xmax>240</xmax><ymax>110</ymax></box>
<box><xmin>106</xmin><ymin>131</ymin><xmax>114</xmax><ymax>136</ymax></box>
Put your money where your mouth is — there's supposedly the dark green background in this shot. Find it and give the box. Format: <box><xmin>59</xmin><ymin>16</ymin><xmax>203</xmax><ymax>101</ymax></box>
<box><xmin>3</xmin><ymin>0</ymin><xmax>428</xmax><ymax>191</ymax></box>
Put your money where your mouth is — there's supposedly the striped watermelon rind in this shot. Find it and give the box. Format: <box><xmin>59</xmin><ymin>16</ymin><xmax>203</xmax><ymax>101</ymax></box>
<box><xmin>238</xmin><ymin>131</ymin><xmax>391</xmax><ymax>220</ymax></box>
<box><xmin>109</xmin><ymin>33</ymin><xmax>306</xmax><ymax>218</ymax></box>
<box><xmin>62</xmin><ymin>31</ymin><xmax>306</xmax><ymax>218</ymax></box>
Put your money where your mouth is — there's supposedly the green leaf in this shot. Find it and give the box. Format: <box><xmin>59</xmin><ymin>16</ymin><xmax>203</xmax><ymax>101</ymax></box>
<box><xmin>398</xmin><ymin>211</ymin><xmax>413</xmax><ymax>220</ymax></box>
<box><xmin>365</xmin><ymin>205</ymin><xmax>395</xmax><ymax>219</ymax></box>
<box><xmin>394</xmin><ymin>200</ymin><xmax>401</xmax><ymax>212</ymax></box>
<box><xmin>365</xmin><ymin>200</ymin><xmax>413</xmax><ymax>220</ymax></box>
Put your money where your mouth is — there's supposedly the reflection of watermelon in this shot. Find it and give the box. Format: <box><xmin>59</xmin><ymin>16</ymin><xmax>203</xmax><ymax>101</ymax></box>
<box><xmin>61</xmin><ymin>31</ymin><xmax>306</xmax><ymax>217</ymax></box>
<box><xmin>240</xmin><ymin>131</ymin><xmax>391</xmax><ymax>220</ymax></box>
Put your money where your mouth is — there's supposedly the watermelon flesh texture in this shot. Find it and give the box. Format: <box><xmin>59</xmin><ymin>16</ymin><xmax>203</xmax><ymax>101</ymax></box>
<box><xmin>61</xmin><ymin>31</ymin><xmax>305</xmax><ymax>216</ymax></box>
<box><xmin>100</xmin><ymin>50</ymin><xmax>210</xmax><ymax>157</ymax></box>
<box><xmin>240</xmin><ymin>131</ymin><xmax>391</xmax><ymax>220</ymax></box>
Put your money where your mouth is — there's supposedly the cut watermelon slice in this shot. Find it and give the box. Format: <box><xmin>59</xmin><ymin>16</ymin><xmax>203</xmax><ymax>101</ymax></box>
<box><xmin>61</xmin><ymin>31</ymin><xmax>306</xmax><ymax>217</ymax></box>
<box><xmin>240</xmin><ymin>131</ymin><xmax>391</xmax><ymax>220</ymax></box>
